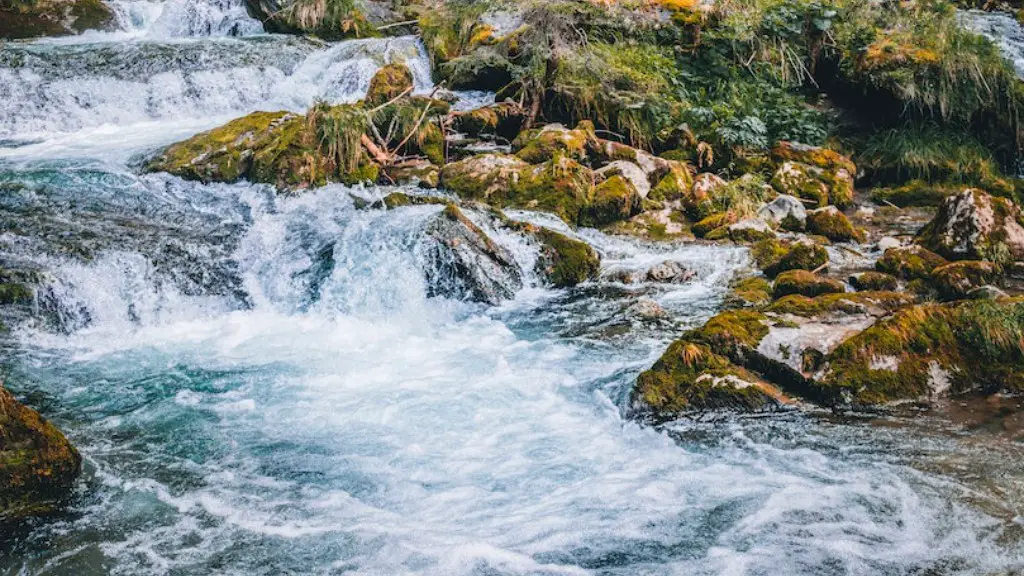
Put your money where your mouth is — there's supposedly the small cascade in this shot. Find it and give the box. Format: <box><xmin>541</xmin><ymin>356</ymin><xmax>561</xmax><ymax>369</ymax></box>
<box><xmin>960</xmin><ymin>9</ymin><xmax>1024</xmax><ymax>77</ymax></box>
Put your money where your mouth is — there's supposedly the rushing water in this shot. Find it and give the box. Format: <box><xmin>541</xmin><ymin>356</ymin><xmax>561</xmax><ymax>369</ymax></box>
<box><xmin>2</xmin><ymin>2</ymin><xmax>1024</xmax><ymax>575</ymax></box>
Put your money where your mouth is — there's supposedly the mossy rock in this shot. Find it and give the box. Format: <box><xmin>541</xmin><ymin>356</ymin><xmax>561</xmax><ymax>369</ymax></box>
<box><xmin>769</xmin><ymin>143</ymin><xmax>854</xmax><ymax>209</ymax></box>
<box><xmin>383</xmin><ymin>159</ymin><xmax>440</xmax><ymax>188</ymax></box>
<box><xmin>771</xmin><ymin>162</ymin><xmax>830</xmax><ymax>208</ymax></box>
<box><xmin>916</xmin><ymin>189</ymin><xmax>1024</xmax><ymax>262</ymax></box>
<box><xmin>815</xmin><ymin>299</ymin><xmax>1024</xmax><ymax>405</ymax></box>
<box><xmin>875</xmin><ymin>245</ymin><xmax>947</xmax><ymax>281</ymax></box>
<box><xmin>0</xmin><ymin>0</ymin><xmax>114</xmax><ymax>39</ymax></box>
<box><xmin>372</xmin><ymin>192</ymin><xmax>448</xmax><ymax>210</ymax></box>
<box><xmin>512</xmin><ymin>123</ymin><xmax>594</xmax><ymax>164</ymax></box>
<box><xmin>366</xmin><ymin>63</ymin><xmax>415</xmax><ymax>107</ymax></box>
<box><xmin>683</xmin><ymin>173</ymin><xmax>729</xmax><ymax>220</ymax></box>
<box><xmin>579</xmin><ymin>175</ymin><xmax>641</xmax><ymax>227</ymax></box>
<box><xmin>0</xmin><ymin>384</ymin><xmax>81</xmax><ymax>519</ymax></box>
<box><xmin>443</xmin><ymin>152</ymin><xmax>594</xmax><ymax>225</ymax></box>
<box><xmin>870</xmin><ymin>180</ymin><xmax>959</xmax><ymax>207</ymax></box>
<box><xmin>931</xmin><ymin>260</ymin><xmax>1002</xmax><ymax>300</ymax></box>
<box><xmin>849</xmin><ymin>271</ymin><xmax>898</xmax><ymax>292</ymax></box>
<box><xmin>761</xmin><ymin>240</ymin><xmax>828</xmax><ymax>278</ymax></box>
<box><xmin>450</xmin><ymin>102</ymin><xmax>525</xmax><ymax>140</ymax></box>
<box><xmin>534</xmin><ymin>228</ymin><xmax>600</xmax><ymax>288</ymax></box>
<box><xmin>633</xmin><ymin>340</ymin><xmax>780</xmax><ymax>418</ymax></box>
<box><xmin>648</xmin><ymin>163</ymin><xmax>694</xmax><ymax>203</ymax></box>
<box><xmin>772</xmin><ymin>270</ymin><xmax>845</xmax><ymax>299</ymax></box>
<box><xmin>767</xmin><ymin>291</ymin><xmax>914</xmax><ymax>318</ymax></box>
<box><xmin>806</xmin><ymin>207</ymin><xmax>864</xmax><ymax>243</ymax></box>
<box><xmin>692</xmin><ymin>212</ymin><xmax>736</xmax><ymax>238</ymax></box>
<box><xmin>726</xmin><ymin>276</ymin><xmax>772</xmax><ymax>308</ymax></box>
<box><xmin>728</xmin><ymin>219</ymin><xmax>775</xmax><ymax>243</ymax></box>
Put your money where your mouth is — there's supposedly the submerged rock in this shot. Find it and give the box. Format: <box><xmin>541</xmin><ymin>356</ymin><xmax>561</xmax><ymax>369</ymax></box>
<box><xmin>645</xmin><ymin>260</ymin><xmax>695</xmax><ymax>284</ymax></box>
<box><xmin>916</xmin><ymin>189</ymin><xmax>1024</xmax><ymax>262</ymax></box>
<box><xmin>0</xmin><ymin>384</ymin><xmax>81</xmax><ymax>519</ymax></box>
<box><xmin>422</xmin><ymin>205</ymin><xmax>523</xmax><ymax>304</ymax></box>
<box><xmin>0</xmin><ymin>0</ymin><xmax>114</xmax><ymax>39</ymax></box>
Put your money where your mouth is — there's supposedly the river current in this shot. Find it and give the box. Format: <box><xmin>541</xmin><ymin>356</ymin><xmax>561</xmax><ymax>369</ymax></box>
<box><xmin>2</xmin><ymin>1</ymin><xmax>1024</xmax><ymax>574</ymax></box>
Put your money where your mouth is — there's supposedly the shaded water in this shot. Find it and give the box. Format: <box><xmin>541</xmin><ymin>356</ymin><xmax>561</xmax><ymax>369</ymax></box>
<box><xmin>2</xmin><ymin>3</ymin><xmax>1024</xmax><ymax>575</ymax></box>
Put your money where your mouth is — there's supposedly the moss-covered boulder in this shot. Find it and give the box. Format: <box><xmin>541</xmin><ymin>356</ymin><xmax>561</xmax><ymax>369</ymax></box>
<box><xmin>1</xmin><ymin>384</ymin><xmax>81</xmax><ymax>519</ymax></box>
<box><xmin>758</xmin><ymin>239</ymin><xmax>829</xmax><ymax>278</ymax></box>
<box><xmin>772</xmin><ymin>270</ymin><xmax>845</xmax><ymax>299</ymax></box>
<box><xmin>579</xmin><ymin>175</ymin><xmax>641</xmax><ymax>227</ymax></box>
<box><xmin>441</xmin><ymin>153</ymin><xmax>595</xmax><ymax>225</ymax></box>
<box><xmin>758</xmin><ymin>194</ymin><xmax>807</xmax><ymax>231</ymax></box>
<box><xmin>767</xmin><ymin>291</ymin><xmax>913</xmax><ymax>318</ymax></box>
<box><xmin>870</xmin><ymin>180</ymin><xmax>960</xmax><ymax>208</ymax></box>
<box><xmin>916</xmin><ymin>189</ymin><xmax>1024</xmax><ymax>262</ymax></box>
<box><xmin>814</xmin><ymin>299</ymin><xmax>1024</xmax><ymax>406</ymax></box>
<box><xmin>512</xmin><ymin>123</ymin><xmax>594</xmax><ymax>164</ymax></box>
<box><xmin>0</xmin><ymin>0</ymin><xmax>114</xmax><ymax>39</ymax></box>
<box><xmin>244</xmin><ymin>0</ymin><xmax>378</xmax><ymax>39</ymax></box>
<box><xmin>875</xmin><ymin>245</ymin><xmax>947</xmax><ymax>281</ymax></box>
<box><xmin>648</xmin><ymin>161</ymin><xmax>694</xmax><ymax>203</ymax></box>
<box><xmin>770</xmin><ymin>142</ymin><xmax>855</xmax><ymax>208</ymax></box>
<box><xmin>727</xmin><ymin>276</ymin><xmax>772</xmax><ymax>308</ymax></box>
<box><xmin>632</xmin><ymin>339</ymin><xmax>781</xmax><ymax>418</ymax></box>
<box><xmin>930</xmin><ymin>260</ymin><xmax>1002</xmax><ymax>300</ymax></box>
<box><xmin>806</xmin><ymin>206</ymin><xmax>864</xmax><ymax>243</ymax></box>
<box><xmin>534</xmin><ymin>227</ymin><xmax>600</xmax><ymax>287</ymax></box>
<box><xmin>366</xmin><ymin>63</ymin><xmax>415</xmax><ymax>107</ymax></box>
<box><xmin>683</xmin><ymin>173</ymin><xmax>728</xmax><ymax>220</ymax></box>
<box><xmin>692</xmin><ymin>212</ymin><xmax>735</xmax><ymax>238</ymax></box>
<box><xmin>450</xmin><ymin>102</ymin><xmax>525</xmax><ymax>140</ymax></box>
<box><xmin>849</xmin><ymin>271</ymin><xmax>898</xmax><ymax>292</ymax></box>
<box><xmin>728</xmin><ymin>219</ymin><xmax>775</xmax><ymax>243</ymax></box>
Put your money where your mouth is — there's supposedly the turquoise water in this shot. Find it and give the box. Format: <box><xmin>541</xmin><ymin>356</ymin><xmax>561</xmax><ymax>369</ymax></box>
<box><xmin>2</xmin><ymin>4</ymin><xmax>1024</xmax><ymax>574</ymax></box>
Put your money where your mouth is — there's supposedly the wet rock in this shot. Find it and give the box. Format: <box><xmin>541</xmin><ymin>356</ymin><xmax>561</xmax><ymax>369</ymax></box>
<box><xmin>645</xmin><ymin>260</ymin><xmax>695</xmax><ymax>283</ymax></box>
<box><xmin>0</xmin><ymin>384</ymin><xmax>81</xmax><ymax>519</ymax></box>
<box><xmin>806</xmin><ymin>206</ymin><xmax>863</xmax><ymax>243</ymax></box>
<box><xmin>849</xmin><ymin>271</ymin><xmax>898</xmax><ymax>292</ymax></box>
<box><xmin>917</xmin><ymin>189</ymin><xmax>1024</xmax><ymax>262</ymax></box>
<box><xmin>772</xmin><ymin>270</ymin><xmax>845</xmax><ymax>299</ymax></box>
<box><xmin>624</xmin><ymin>297</ymin><xmax>667</xmax><ymax>320</ymax></box>
<box><xmin>726</xmin><ymin>276</ymin><xmax>772</xmax><ymax>307</ymax></box>
<box><xmin>877</xmin><ymin>236</ymin><xmax>902</xmax><ymax>251</ymax></box>
<box><xmin>875</xmin><ymin>245</ymin><xmax>947</xmax><ymax>281</ymax></box>
<box><xmin>931</xmin><ymin>260</ymin><xmax>1002</xmax><ymax>300</ymax></box>
<box><xmin>0</xmin><ymin>0</ymin><xmax>114</xmax><ymax>39</ymax></box>
<box><xmin>533</xmin><ymin>227</ymin><xmax>600</xmax><ymax>288</ymax></box>
<box><xmin>758</xmin><ymin>194</ymin><xmax>806</xmax><ymax>231</ymax></box>
<box><xmin>422</xmin><ymin>205</ymin><xmax>523</xmax><ymax>304</ymax></box>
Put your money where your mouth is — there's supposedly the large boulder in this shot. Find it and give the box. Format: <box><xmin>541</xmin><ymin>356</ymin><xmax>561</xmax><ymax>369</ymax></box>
<box><xmin>916</xmin><ymin>189</ymin><xmax>1024</xmax><ymax>262</ymax></box>
<box><xmin>806</xmin><ymin>206</ymin><xmax>864</xmax><ymax>243</ymax></box>
<box><xmin>1</xmin><ymin>384</ymin><xmax>81</xmax><ymax>519</ymax></box>
<box><xmin>0</xmin><ymin>0</ymin><xmax>114</xmax><ymax>39</ymax></box>
<box><xmin>533</xmin><ymin>228</ymin><xmax>600</xmax><ymax>288</ymax></box>
<box><xmin>770</xmin><ymin>142</ymin><xmax>855</xmax><ymax>208</ymax></box>
<box><xmin>579</xmin><ymin>175</ymin><xmax>642</xmax><ymax>227</ymax></box>
<box><xmin>813</xmin><ymin>298</ymin><xmax>1024</xmax><ymax>406</ymax></box>
<box><xmin>422</xmin><ymin>205</ymin><xmax>523</xmax><ymax>304</ymax></box>
<box><xmin>758</xmin><ymin>194</ymin><xmax>807</xmax><ymax>231</ymax></box>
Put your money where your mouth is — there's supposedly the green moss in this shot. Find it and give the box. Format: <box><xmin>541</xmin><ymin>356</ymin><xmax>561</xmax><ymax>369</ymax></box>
<box><xmin>0</xmin><ymin>384</ymin><xmax>81</xmax><ymax>519</ymax></box>
<box><xmin>772</xmin><ymin>270</ymin><xmax>845</xmax><ymax>298</ymax></box>
<box><xmin>767</xmin><ymin>290</ymin><xmax>914</xmax><ymax>317</ymax></box>
<box><xmin>727</xmin><ymin>276</ymin><xmax>772</xmax><ymax>307</ymax></box>
<box><xmin>513</xmin><ymin>124</ymin><xmax>593</xmax><ymax>164</ymax></box>
<box><xmin>690</xmin><ymin>309</ymin><xmax>771</xmax><ymax>351</ymax></box>
<box><xmin>693</xmin><ymin>212</ymin><xmax>736</xmax><ymax>238</ymax></box>
<box><xmin>648</xmin><ymin>163</ymin><xmax>694</xmax><ymax>203</ymax></box>
<box><xmin>750</xmin><ymin>238</ymin><xmax>787</xmax><ymax>270</ymax></box>
<box><xmin>870</xmin><ymin>180</ymin><xmax>959</xmax><ymax>207</ymax></box>
<box><xmin>366</xmin><ymin>63</ymin><xmax>414</xmax><ymax>107</ymax></box>
<box><xmin>762</xmin><ymin>241</ymin><xmax>828</xmax><ymax>278</ymax></box>
<box><xmin>875</xmin><ymin>245</ymin><xmax>947</xmax><ymax>281</ymax></box>
<box><xmin>580</xmin><ymin>175</ymin><xmax>640</xmax><ymax>227</ymax></box>
<box><xmin>930</xmin><ymin>260</ymin><xmax>1001</xmax><ymax>301</ymax></box>
<box><xmin>816</xmin><ymin>299</ymin><xmax>1024</xmax><ymax>404</ymax></box>
<box><xmin>806</xmin><ymin>207</ymin><xmax>864</xmax><ymax>243</ymax></box>
<box><xmin>849</xmin><ymin>271</ymin><xmax>898</xmax><ymax>292</ymax></box>
<box><xmin>633</xmin><ymin>339</ymin><xmax>778</xmax><ymax>417</ymax></box>
<box><xmin>534</xmin><ymin>228</ymin><xmax>600</xmax><ymax>287</ymax></box>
